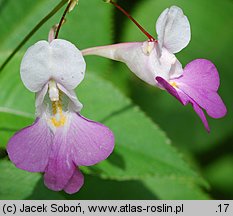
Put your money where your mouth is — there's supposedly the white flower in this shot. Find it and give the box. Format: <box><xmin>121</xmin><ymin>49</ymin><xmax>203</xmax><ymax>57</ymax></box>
<box><xmin>82</xmin><ymin>6</ymin><xmax>191</xmax><ymax>87</ymax></box>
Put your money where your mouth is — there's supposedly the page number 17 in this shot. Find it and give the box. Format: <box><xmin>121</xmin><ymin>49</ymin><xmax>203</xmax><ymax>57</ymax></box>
<box><xmin>217</xmin><ymin>204</ymin><xmax>229</xmax><ymax>213</ymax></box>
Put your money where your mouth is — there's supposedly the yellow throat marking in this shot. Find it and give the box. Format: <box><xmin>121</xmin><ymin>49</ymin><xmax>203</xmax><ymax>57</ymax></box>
<box><xmin>170</xmin><ymin>81</ymin><xmax>178</xmax><ymax>88</ymax></box>
<box><xmin>50</xmin><ymin>92</ymin><xmax>66</xmax><ymax>127</ymax></box>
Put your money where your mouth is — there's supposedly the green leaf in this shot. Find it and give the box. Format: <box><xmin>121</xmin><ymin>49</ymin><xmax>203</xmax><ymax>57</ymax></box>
<box><xmin>60</xmin><ymin>0</ymin><xmax>113</xmax><ymax>75</ymax></box>
<box><xmin>0</xmin><ymin>0</ymin><xmax>64</xmax><ymax>50</ymax></box>
<box><xmin>0</xmin><ymin>112</ymin><xmax>33</xmax><ymax>148</ymax></box>
<box><xmin>0</xmin><ymin>0</ymin><xmax>113</xmax><ymax>74</ymax></box>
<box><xmin>0</xmin><ymin>0</ymin><xmax>211</xmax><ymax>200</ymax></box>
<box><xmin>0</xmin><ymin>0</ymin><xmax>68</xmax><ymax>72</ymax></box>
<box><xmin>0</xmin><ymin>160</ymin><xmax>64</xmax><ymax>199</ymax></box>
<box><xmin>143</xmin><ymin>177</ymin><xmax>210</xmax><ymax>200</ymax></box>
<box><xmin>120</xmin><ymin>0</ymin><xmax>233</xmax><ymax>153</ymax></box>
<box><xmin>0</xmin><ymin>159</ymin><xmax>40</xmax><ymax>199</ymax></box>
<box><xmin>0</xmin><ymin>52</ymin><xmax>34</xmax><ymax>147</ymax></box>
<box><xmin>77</xmin><ymin>73</ymin><xmax>208</xmax><ymax>191</ymax></box>
<box><xmin>63</xmin><ymin>174</ymin><xmax>158</xmax><ymax>200</ymax></box>
<box><xmin>0</xmin><ymin>54</ymin><xmax>207</xmax><ymax>199</ymax></box>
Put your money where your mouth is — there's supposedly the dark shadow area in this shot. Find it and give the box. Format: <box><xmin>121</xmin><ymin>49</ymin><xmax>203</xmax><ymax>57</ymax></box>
<box><xmin>28</xmin><ymin>175</ymin><xmax>157</xmax><ymax>200</ymax></box>
<box><xmin>196</xmin><ymin>134</ymin><xmax>233</xmax><ymax>167</ymax></box>
<box><xmin>88</xmin><ymin>150</ymin><xmax>126</xmax><ymax>175</ymax></box>
<box><xmin>63</xmin><ymin>174</ymin><xmax>158</xmax><ymax>200</ymax></box>
<box><xmin>0</xmin><ymin>147</ymin><xmax>7</xmax><ymax>159</ymax></box>
<box><xmin>0</xmin><ymin>127</ymin><xmax>18</xmax><ymax>132</ymax></box>
<box><xmin>86</xmin><ymin>166</ymin><xmax>104</xmax><ymax>175</ymax></box>
<box><xmin>114</xmin><ymin>0</ymin><xmax>144</xmax><ymax>42</ymax></box>
<box><xmin>195</xmin><ymin>135</ymin><xmax>233</xmax><ymax>200</ymax></box>
<box><xmin>27</xmin><ymin>177</ymin><xmax>64</xmax><ymax>200</ymax></box>
<box><xmin>107</xmin><ymin>150</ymin><xmax>126</xmax><ymax>170</ymax></box>
<box><xmin>0</xmin><ymin>0</ymin><xmax>9</xmax><ymax>14</ymax></box>
<box><xmin>209</xmin><ymin>187</ymin><xmax>233</xmax><ymax>200</ymax></box>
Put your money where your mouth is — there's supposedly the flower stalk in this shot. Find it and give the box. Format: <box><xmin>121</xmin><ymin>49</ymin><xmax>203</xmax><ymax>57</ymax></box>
<box><xmin>0</xmin><ymin>0</ymin><xmax>69</xmax><ymax>73</ymax></box>
<box><xmin>55</xmin><ymin>0</ymin><xmax>73</xmax><ymax>39</ymax></box>
<box><xmin>106</xmin><ymin>0</ymin><xmax>156</xmax><ymax>41</ymax></box>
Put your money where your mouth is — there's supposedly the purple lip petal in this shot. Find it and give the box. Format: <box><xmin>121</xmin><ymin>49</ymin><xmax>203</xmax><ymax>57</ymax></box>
<box><xmin>70</xmin><ymin>113</ymin><xmax>115</xmax><ymax>166</ymax></box>
<box><xmin>64</xmin><ymin>168</ymin><xmax>84</xmax><ymax>194</ymax></box>
<box><xmin>179</xmin><ymin>59</ymin><xmax>220</xmax><ymax>90</ymax></box>
<box><xmin>156</xmin><ymin>76</ymin><xmax>210</xmax><ymax>132</ymax></box>
<box><xmin>44</xmin><ymin>112</ymin><xmax>114</xmax><ymax>192</ymax></box>
<box><xmin>191</xmin><ymin>99</ymin><xmax>210</xmax><ymax>133</ymax></box>
<box><xmin>7</xmin><ymin>118</ymin><xmax>52</xmax><ymax>172</ymax></box>
<box><xmin>44</xmin><ymin>127</ymin><xmax>75</xmax><ymax>192</ymax></box>
<box><xmin>174</xmin><ymin>59</ymin><xmax>227</xmax><ymax>118</ymax></box>
<box><xmin>156</xmin><ymin>76</ymin><xmax>184</xmax><ymax>104</ymax></box>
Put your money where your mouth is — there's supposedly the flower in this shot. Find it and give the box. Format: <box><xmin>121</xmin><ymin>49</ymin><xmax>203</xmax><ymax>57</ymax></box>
<box><xmin>81</xmin><ymin>6</ymin><xmax>226</xmax><ymax>131</ymax></box>
<box><xmin>7</xmin><ymin>39</ymin><xmax>114</xmax><ymax>194</ymax></box>
<box><xmin>82</xmin><ymin>6</ymin><xmax>190</xmax><ymax>86</ymax></box>
<box><xmin>156</xmin><ymin>59</ymin><xmax>227</xmax><ymax>132</ymax></box>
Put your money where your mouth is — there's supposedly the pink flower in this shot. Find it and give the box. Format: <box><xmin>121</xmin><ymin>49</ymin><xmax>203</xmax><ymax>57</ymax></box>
<box><xmin>81</xmin><ymin>6</ymin><xmax>226</xmax><ymax>131</ymax></box>
<box><xmin>7</xmin><ymin>39</ymin><xmax>114</xmax><ymax>194</ymax></box>
<box><xmin>156</xmin><ymin>59</ymin><xmax>226</xmax><ymax>132</ymax></box>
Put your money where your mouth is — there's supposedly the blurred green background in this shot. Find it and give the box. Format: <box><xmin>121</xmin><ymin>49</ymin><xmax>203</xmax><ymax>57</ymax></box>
<box><xmin>0</xmin><ymin>0</ymin><xmax>232</xmax><ymax>200</ymax></box>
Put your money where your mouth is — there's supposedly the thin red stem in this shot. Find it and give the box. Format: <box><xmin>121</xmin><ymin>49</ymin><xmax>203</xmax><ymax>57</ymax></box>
<box><xmin>55</xmin><ymin>1</ymin><xmax>72</xmax><ymax>39</ymax></box>
<box><xmin>110</xmin><ymin>0</ymin><xmax>156</xmax><ymax>42</ymax></box>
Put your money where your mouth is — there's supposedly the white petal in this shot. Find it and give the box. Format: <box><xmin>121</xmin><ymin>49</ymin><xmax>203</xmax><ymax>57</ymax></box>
<box><xmin>57</xmin><ymin>83</ymin><xmax>83</xmax><ymax>112</ymax></box>
<box><xmin>82</xmin><ymin>42</ymin><xmax>180</xmax><ymax>86</ymax></box>
<box><xmin>169</xmin><ymin>59</ymin><xmax>183</xmax><ymax>79</ymax></box>
<box><xmin>82</xmin><ymin>42</ymin><xmax>142</xmax><ymax>60</ymax></box>
<box><xmin>20</xmin><ymin>39</ymin><xmax>86</xmax><ymax>92</ymax></box>
<box><xmin>35</xmin><ymin>84</ymin><xmax>48</xmax><ymax>117</ymax></box>
<box><xmin>156</xmin><ymin>6</ymin><xmax>191</xmax><ymax>53</ymax></box>
<box><xmin>83</xmin><ymin>42</ymin><xmax>159</xmax><ymax>85</ymax></box>
<box><xmin>155</xmin><ymin>47</ymin><xmax>183</xmax><ymax>83</ymax></box>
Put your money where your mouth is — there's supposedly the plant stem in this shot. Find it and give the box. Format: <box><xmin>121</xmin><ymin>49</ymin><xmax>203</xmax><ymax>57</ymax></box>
<box><xmin>109</xmin><ymin>0</ymin><xmax>156</xmax><ymax>42</ymax></box>
<box><xmin>55</xmin><ymin>0</ymin><xmax>72</xmax><ymax>39</ymax></box>
<box><xmin>0</xmin><ymin>0</ymin><xmax>69</xmax><ymax>73</ymax></box>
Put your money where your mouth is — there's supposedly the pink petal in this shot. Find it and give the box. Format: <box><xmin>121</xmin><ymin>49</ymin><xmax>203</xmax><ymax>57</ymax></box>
<box><xmin>191</xmin><ymin>100</ymin><xmax>210</xmax><ymax>133</ymax></box>
<box><xmin>156</xmin><ymin>76</ymin><xmax>210</xmax><ymax>132</ymax></box>
<box><xmin>64</xmin><ymin>168</ymin><xmax>84</xmax><ymax>194</ymax></box>
<box><xmin>156</xmin><ymin>76</ymin><xmax>184</xmax><ymax>104</ymax></box>
<box><xmin>175</xmin><ymin>59</ymin><xmax>227</xmax><ymax>118</ymax></box>
<box><xmin>44</xmin><ymin>126</ymin><xmax>75</xmax><ymax>191</ymax></box>
<box><xmin>44</xmin><ymin>112</ymin><xmax>114</xmax><ymax>192</ymax></box>
<box><xmin>7</xmin><ymin>117</ymin><xmax>53</xmax><ymax>172</ymax></box>
<box><xmin>179</xmin><ymin>59</ymin><xmax>220</xmax><ymax>90</ymax></box>
<box><xmin>69</xmin><ymin>113</ymin><xmax>115</xmax><ymax>166</ymax></box>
